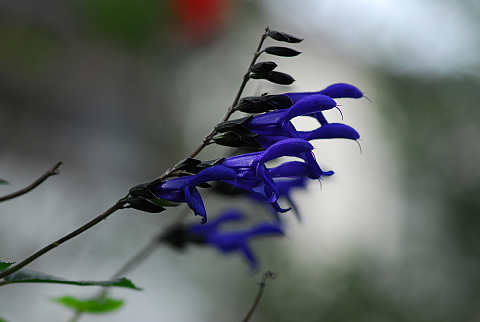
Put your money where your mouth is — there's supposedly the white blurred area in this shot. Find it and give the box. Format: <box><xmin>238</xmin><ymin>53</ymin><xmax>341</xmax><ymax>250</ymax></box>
<box><xmin>1</xmin><ymin>0</ymin><xmax>479</xmax><ymax>321</ymax></box>
<box><xmin>262</xmin><ymin>0</ymin><xmax>480</xmax><ymax>76</ymax></box>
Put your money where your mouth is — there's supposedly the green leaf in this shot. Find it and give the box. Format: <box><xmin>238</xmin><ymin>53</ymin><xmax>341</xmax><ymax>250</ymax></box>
<box><xmin>0</xmin><ymin>316</ymin><xmax>8</xmax><ymax>322</ymax></box>
<box><xmin>0</xmin><ymin>261</ymin><xmax>15</xmax><ymax>270</ymax></box>
<box><xmin>54</xmin><ymin>296</ymin><xmax>124</xmax><ymax>313</ymax></box>
<box><xmin>2</xmin><ymin>269</ymin><xmax>141</xmax><ymax>290</ymax></box>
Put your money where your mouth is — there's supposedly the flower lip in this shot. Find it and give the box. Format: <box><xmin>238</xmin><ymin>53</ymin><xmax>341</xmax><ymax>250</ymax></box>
<box><xmin>300</xmin><ymin>123</ymin><xmax>360</xmax><ymax>141</ymax></box>
<box><xmin>146</xmin><ymin>165</ymin><xmax>238</xmax><ymax>224</ymax></box>
<box><xmin>283</xmin><ymin>94</ymin><xmax>337</xmax><ymax>120</ymax></box>
<box><xmin>284</xmin><ymin>83</ymin><xmax>363</xmax><ymax>104</ymax></box>
<box><xmin>258</xmin><ymin>138</ymin><xmax>314</xmax><ymax>163</ymax></box>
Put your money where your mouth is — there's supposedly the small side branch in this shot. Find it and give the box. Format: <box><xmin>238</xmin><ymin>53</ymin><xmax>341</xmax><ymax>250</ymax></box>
<box><xmin>0</xmin><ymin>161</ymin><xmax>63</xmax><ymax>203</ymax></box>
<box><xmin>241</xmin><ymin>270</ymin><xmax>278</xmax><ymax>322</ymax></box>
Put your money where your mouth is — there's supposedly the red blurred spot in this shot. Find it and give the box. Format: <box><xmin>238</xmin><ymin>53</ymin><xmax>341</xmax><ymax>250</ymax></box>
<box><xmin>172</xmin><ymin>0</ymin><xmax>234</xmax><ymax>45</ymax></box>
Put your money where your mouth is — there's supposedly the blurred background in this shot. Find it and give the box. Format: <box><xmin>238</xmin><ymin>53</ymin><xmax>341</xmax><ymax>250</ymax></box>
<box><xmin>1</xmin><ymin>0</ymin><xmax>480</xmax><ymax>321</ymax></box>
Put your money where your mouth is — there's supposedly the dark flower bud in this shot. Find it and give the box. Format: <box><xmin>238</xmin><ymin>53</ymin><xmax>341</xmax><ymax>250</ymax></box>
<box><xmin>250</xmin><ymin>71</ymin><xmax>295</xmax><ymax>85</ymax></box>
<box><xmin>126</xmin><ymin>196</ymin><xmax>166</xmax><ymax>213</ymax></box>
<box><xmin>250</xmin><ymin>61</ymin><xmax>277</xmax><ymax>73</ymax></box>
<box><xmin>264</xmin><ymin>46</ymin><xmax>301</xmax><ymax>57</ymax></box>
<box><xmin>235</xmin><ymin>95</ymin><xmax>292</xmax><ymax>113</ymax></box>
<box><xmin>197</xmin><ymin>158</ymin><xmax>225</xmax><ymax>168</ymax></box>
<box><xmin>173</xmin><ymin>158</ymin><xmax>202</xmax><ymax>173</ymax></box>
<box><xmin>215</xmin><ymin>117</ymin><xmax>251</xmax><ymax>133</ymax></box>
<box><xmin>212</xmin><ymin>131</ymin><xmax>260</xmax><ymax>148</ymax></box>
<box><xmin>267</xmin><ymin>30</ymin><xmax>303</xmax><ymax>43</ymax></box>
<box><xmin>129</xmin><ymin>183</ymin><xmax>158</xmax><ymax>199</ymax></box>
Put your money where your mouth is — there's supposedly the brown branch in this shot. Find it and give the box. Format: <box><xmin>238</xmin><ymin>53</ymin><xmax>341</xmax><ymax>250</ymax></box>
<box><xmin>0</xmin><ymin>161</ymin><xmax>63</xmax><ymax>203</ymax></box>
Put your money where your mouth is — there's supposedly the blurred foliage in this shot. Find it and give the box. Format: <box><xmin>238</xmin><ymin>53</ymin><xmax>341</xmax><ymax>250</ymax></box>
<box><xmin>378</xmin><ymin>74</ymin><xmax>480</xmax><ymax>257</ymax></box>
<box><xmin>75</xmin><ymin>0</ymin><xmax>170</xmax><ymax>49</ymax></box>
<box><xmin>0</xmin><ymin>22</ymin><xmax>59</xmax><ymax>74</ymax></box>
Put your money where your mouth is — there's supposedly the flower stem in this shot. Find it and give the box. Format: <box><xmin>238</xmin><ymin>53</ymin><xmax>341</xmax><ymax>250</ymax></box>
<box><xmin>0</xmin><ymin>198</ymin><xmax>128</xmax><ymax>280</ymax></box>
<box><xmin>231</xmin><ymin>26</ymin><xmax>270</xmax><ymax>111</ymax></box>
<box><xmin>241</xmin><ymin>270</ymin><xmax>277</xmax><ymax>322</ymax></box>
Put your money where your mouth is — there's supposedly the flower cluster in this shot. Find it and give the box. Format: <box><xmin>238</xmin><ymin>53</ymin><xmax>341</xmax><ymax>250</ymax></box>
<box><xmin>126</xmin><ymin>28</ymin><xmax>364</xmax><ymax>269</ymax></box>
<box><xmin>128</xmin><ymin>84</ymin><xmax>363</xmax><ymax>223</ymax></box>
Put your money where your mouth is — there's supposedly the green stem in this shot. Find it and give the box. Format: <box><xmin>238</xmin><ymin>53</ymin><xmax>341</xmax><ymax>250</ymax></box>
<box><xmin>241</xmin><ymin>270</ymin><xmax>277</xmax><ymax>322</ymax></box>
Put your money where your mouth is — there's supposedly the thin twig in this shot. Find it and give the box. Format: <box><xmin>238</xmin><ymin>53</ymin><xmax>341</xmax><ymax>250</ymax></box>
<box><xmin>241</xmin><ymin>270</ymin><xmax>278</xmax><ymax>322</ymax></box>
<box><xmin>0</xmin><ymin>198</ymin><xmax>128</xmax><ymax>280</ymax></box>
<box><xmin>111</xmin><ymin>228</ymin><xmax>166</xmax><ymax>279</ymax></box>
<box><xmin>65</xmin><ymin>236</ymin><xmax>162</xmax><ymax>322</ymax></box>
<box><xmin>231</xmin><ymin>26</ymin><xmax>271</xmax><ymax>112</ymax></box>
<box><xmin>114</xmin><ymin>204</ymin><xmax>191</xmax><ymax>279</ymax></box>
<box><xmin>0</xmin><ymin>161</ymin><xmax>63</xmax><ymax>203</ymax></box>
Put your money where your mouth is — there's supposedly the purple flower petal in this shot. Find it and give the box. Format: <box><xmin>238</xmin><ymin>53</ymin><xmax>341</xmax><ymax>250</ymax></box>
<box><xmin>284</xmin><ymin>83</ymin><xmax>363</xmax><ymax>104</ymax></box>
<box><xmin>284</xmin><ymin>94</ymin><xmax>337</xmax><ymax>120</ymax></box>
<box><xmin>300</xmin><ymin>123</ymin><xmax>360</xmax><ymax>141</ymax></box>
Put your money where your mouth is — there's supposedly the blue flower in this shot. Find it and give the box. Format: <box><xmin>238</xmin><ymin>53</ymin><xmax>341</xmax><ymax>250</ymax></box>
<box><xmin>298</xmin><ymin>123</ymin><xmax>359</xmax><ymax>141</ymax></box>
<box><xmin>243</xmin><ymin>94</ymin><xmax>338</xmax><ymax>147</ymax></box>
<box><xmin>131</xmin><ymin>84</ymin><xmax>362</xmax><ymax>222</ymax></box>
<box><xmin>218</xmin><ymin>138</ymin><xmax>327</xmax><ymax>211</ymax></box>
<box><xmin>131</xmin><ymin>138</ymin><xmax>327</xmax><ymax>222</ymax></box>
<box><xmin>217</xmin><ymin>91</ymin><xmax>360</xmax><ymax>149</ymax></box>
<box><xmin>162</xmin><ymin>209</ymin><xmax>284</xmax><ymax>271</ymax></box>
<box><xmin>249</xmin><ymin>176</ymin><xmax>309</xmax><ymax>220</ymax></box>
<box><xmin>283</xmin><ymin>83</ymin><xmax>364</xmax><ymax>133</ymax></box>
<box><xmin>147</xmin><ymin>165</ymin><xmax>237</xmax><ymax>224</ymax></box>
